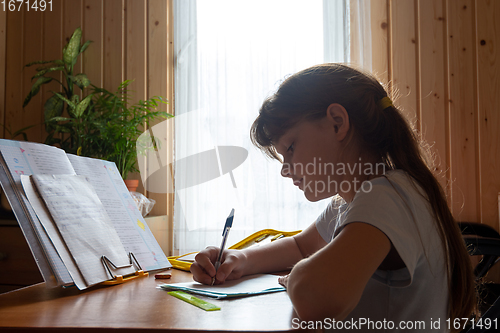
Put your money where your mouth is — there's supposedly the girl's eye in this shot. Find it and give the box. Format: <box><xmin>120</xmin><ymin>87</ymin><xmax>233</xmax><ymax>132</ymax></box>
<box><xmin>287</xmin><ymin>143</ymin><xmax>294</xmax><ymax>153</ymax></box>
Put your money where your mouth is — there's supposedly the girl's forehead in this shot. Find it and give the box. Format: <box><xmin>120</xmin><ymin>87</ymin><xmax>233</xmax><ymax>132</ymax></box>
<box><xmin>274</xmin><ymin>121</ymin><xmax>312</xmax><ymax>148</ymax></box>
<box><xmin>275</xmin><ymin>125</ymin><xmax>297</xmax><ymax>146</ymax></box>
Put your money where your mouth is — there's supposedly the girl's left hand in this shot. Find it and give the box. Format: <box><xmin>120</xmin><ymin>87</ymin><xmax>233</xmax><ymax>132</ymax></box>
<box><xmin>278</xmin><ymin>274</ymin><xmax>289</xmax><ymax>289</ymax></box>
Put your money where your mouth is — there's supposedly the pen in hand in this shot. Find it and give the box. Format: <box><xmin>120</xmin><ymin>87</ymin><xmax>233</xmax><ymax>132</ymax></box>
<box><xmin>211</xmin><ymin>208</ymin><xmax>234</xmax><ymax>285</ymax></box>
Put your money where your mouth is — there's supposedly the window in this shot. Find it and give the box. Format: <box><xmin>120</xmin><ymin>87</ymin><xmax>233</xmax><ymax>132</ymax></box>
<box><xmin>173</xmin><ymin>0</ymin><xmax>366</xmax><ymax>254</ymax></box>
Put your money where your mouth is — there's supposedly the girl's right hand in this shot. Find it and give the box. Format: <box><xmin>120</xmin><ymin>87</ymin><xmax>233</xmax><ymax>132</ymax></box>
<box><xmin>190</xmin><ymin>247</ymin><xmax>248</xmax><ymax>285</ymax></box>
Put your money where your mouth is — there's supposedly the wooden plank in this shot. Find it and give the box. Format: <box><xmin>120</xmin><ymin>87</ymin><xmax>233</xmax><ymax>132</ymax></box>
<box><xmin>165</xmin><ymin>0</ymin><xmax>175</xmax><ymax>256</ymax></box>
<box><xmin>446</xmin><ymin>0</ymin><xmax>478</xmax><ymax>222</ymax></box>
<box><xmin>63</xmin><ymin>0</ymin><xmax>83</xmax><ymax>87</ymax></box>
<box><xmin>103</xmin><ymin>0</ymin><xmax>124</xmax><ymax>91</ymax></box>
<box><xmin>0</xmin><ymin>10</ymin><xmax>6</xmax><ymax>138</ymax></box>
<box><xmin>124</xmin><ymin>0</ymin><xmax>147</xmax><ymax>195</ymax></box>
<box><xmin>476</xmin><ymin>0</ymin><xmax>500</xmax><ymax>229</ymax></box>
<box><xmin>83</xmin><ymin>0</ymin><xmax>103</xmax><ymax>88</ymax></box>
<box><xmin>146</xmin><ymin>0</ymin><xmax>169</xmax><ymax>227</ymax></box>
<box><xmin>390</xmin><ymin>0</ymin><xmax>419</xmax><ymax>126</ymax></box>
<box><xmin>22</xmin><ymin>8</ymin><xmax>43</xmax><ymax>142</ymax></box>
<box><xmin>370</xmin><ymin>0</ymin><xmax>389</xmax><ymax>85</ymax></box>
<box><xmin>418</xmin><ymin>0</ymin><xmax>448</xmax><ymax>192</ymax></box>
<box><xmin>22</xmin><ymin>8</ymin><xmax>41</xmax><ymax>143</ymax></box>
<box><xmin>40</xmin><ymin>0</ymin><xmax>63</xmax><ymax>143</ymax></box>
<box><xmin>5</xmin><ymin>10</ymin><xmax>25</xmax><ymax>141</ymax></box>
<box><xmin>125</xmin><ymin>0</ymin><xmax>146</xmax><ymax>100</ymax></box>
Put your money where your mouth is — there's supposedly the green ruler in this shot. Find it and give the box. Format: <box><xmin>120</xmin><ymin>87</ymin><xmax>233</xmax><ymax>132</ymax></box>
<box><xmin>168</xmin><ymin>291</ymin><xmax>221</xmax><ymax>311</ymax></box>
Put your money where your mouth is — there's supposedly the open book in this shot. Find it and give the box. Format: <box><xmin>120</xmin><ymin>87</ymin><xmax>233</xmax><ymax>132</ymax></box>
<box><xmin>0</xmin><ymin>139</ymin><xmax>171</xmax><ymax>289</ymax></box>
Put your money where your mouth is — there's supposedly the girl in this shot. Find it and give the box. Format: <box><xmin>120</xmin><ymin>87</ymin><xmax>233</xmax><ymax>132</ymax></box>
<box><xmin>191</xmin><ymin>64</ymin><xmax>475</xmax><ymax>329</ymax></box>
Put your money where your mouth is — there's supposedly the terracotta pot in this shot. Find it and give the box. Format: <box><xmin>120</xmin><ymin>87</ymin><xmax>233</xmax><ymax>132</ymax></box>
<box><xmin>124</xmin><ymin>179</ymin><xmax>139</xmax><ymax>192</ymax></box>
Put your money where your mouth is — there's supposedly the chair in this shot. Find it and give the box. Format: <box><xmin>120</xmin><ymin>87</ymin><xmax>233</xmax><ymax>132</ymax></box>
<box><xmin>458</xmin><ymin>222</ymin><xmax>500</xmax><ymax>333</ymax></box>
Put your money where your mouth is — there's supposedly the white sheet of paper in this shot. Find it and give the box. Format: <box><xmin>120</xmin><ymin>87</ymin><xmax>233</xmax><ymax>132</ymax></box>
<box><xmin>20</xmin><ymin>175</ymin><xmax>87</xmax><ymax>289</ymax></box>
<box><xmin>32</xmin><ymin>174</ymin><xmax>135</xmax><ymax>287</ymax></box>
<box><xmin>66</xmin><ymin>154</ymin><xmax>171</xmax><ymax>271</ymax></box>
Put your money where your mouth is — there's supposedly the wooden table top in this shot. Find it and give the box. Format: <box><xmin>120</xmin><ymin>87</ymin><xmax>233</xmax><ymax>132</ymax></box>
<box><xmin>0</xmin><ymin>269</ymin><xmax>299</xmax><ymax>332</ymax></box>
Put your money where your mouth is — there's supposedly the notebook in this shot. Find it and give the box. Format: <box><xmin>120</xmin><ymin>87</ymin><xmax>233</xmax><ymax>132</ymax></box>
<box><xmin>159</xmin><ymin>274</ymin><xmax>286</xmax><ymax>299</ymax></box>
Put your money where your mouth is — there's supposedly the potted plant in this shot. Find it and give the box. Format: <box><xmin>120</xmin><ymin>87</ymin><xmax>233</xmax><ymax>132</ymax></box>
<box><xmin>90</xmin><ymin>80</ymin><xmax>172</xmax><ymax>187</ymax></box>
<box><xmin>23</xmin><ymin>27</ymin><xmax>173</xmax><ymax>188</ymax></box>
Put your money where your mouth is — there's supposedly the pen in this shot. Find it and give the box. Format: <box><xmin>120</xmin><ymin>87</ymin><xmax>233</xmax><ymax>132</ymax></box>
<box><xmin>211</xmin><ymin>208</ymin><xmax>234</xmax><ymax>285</ymax></box>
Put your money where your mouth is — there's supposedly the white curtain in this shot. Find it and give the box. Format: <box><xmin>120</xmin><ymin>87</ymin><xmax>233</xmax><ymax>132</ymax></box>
<box><xmin>173</xmin><ymin>0</ymin><xmax>371</xmax><ymax>254</ymax></box>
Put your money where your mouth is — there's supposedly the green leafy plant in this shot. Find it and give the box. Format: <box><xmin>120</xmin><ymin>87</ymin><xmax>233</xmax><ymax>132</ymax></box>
<box><xmin>23</xmin><ymin>27</ymin><xmax>173</xmax><ymax>180</ymax></box>
<box><xmin>23</xmin><ymin>27</ymin><xmax>94</xmax><ymax>155</ymax></box>
<box><xmin>90</xmin><ymin>80</ymin><xmax>172</xmax><ymax>180</ymax></box>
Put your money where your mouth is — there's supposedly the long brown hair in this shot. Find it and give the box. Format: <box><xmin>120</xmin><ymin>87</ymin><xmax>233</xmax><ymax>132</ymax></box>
<box><xmin>250</xmin><ymin>63</ymin><xmax>475</xmax><ymax>320</ymax></box>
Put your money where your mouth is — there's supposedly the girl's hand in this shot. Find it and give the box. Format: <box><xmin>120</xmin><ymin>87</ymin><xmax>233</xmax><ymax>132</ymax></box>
<box><xmin>190</xmin><ymin>247</ymin><xmax>247</xmax><ymax>285</ymax></box>
<box><xmin>278</xmin><ymin>274</ymin><xmax>289</xmax><ymax>289</ymax></box>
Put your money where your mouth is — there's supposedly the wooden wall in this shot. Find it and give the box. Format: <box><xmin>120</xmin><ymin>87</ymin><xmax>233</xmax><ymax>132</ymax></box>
<box><xmin>0</xmin><ymin>0</ymin><xmax>174</xmax><ymax>254</ymax></box>
<box><xmin>368</xmin><ymin>0</ymin><xmax>500</xmax><ymax>232</ymax></box>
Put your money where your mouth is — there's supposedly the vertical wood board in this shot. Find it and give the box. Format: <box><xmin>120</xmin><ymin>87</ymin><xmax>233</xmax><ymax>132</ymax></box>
<box><xmin>418</xmin><ymin>0</ymin><xmax>448</xmax><ymax>191</ymax></box>
<box><xmin>83</xmin><ymin>0</ymin><xmax>104</xmax><ymax>88</ymax></box>
<box><xmin>0</xmin><ymin>10</ymin><xmax>6</xmax><ymax>138</ymax></box>
<box><xmin>446</xmin><ymin>0</ymin><xmax>478</xmax><ymax>221</ymax></box>
<box><xmin>390</xmin><ymin>0</ymin><xmax>419</xmax><ymax>123</ymax></box>
<box><xmin>476</xmin><ymin>0</ymin><xmax>500</xmax><ymax>227</ymax></box>
<box><xmin>103</xmin><ymin>0</ymin><xmax>124</xmax><ymax>91</ymax></box>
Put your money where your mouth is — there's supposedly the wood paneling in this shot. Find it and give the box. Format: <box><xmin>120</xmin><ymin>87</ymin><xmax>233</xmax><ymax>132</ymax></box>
<box><xmin>0</xmin><ymin>10</ymin><xmax>6</xmax><ymax>139</ymax></box>
<box><xmin>103</xmin><ymin>0</ymin><xmax>123</xmax><ymax>90</ymax></box>
<box><xmin>23</xmin><ymin>9</ymin><xmax>43</xmax><ymax>141</ymax></box>
<box><xmin>41</xmin><ymin>1</ymin><xmax>63</xmax><ymax>142</ymax></box>
<box><xmin>370</xmin><ymin>0</ymin><xmax>389</xmax><ymax>85</ymax></box>
<box><xmin>391</xmin><ymin>0</ymin><xmax>419</xmax><ymax>124</ymax></box>
<box><xmin>379</xmin><ymin>0</ymin><xmax>500</xmax><ymax>230</ymax></box>
<box><xmin>447</xmin><ymin>0</ymin><xmax>479</xmax><ymax>222</ymax></box>
<box><xmin>418</xmin><ymin>0</ymin><xmax>448</xmax><ymax>192</ymax></box>
<box><xmin>0</xmin><ymin>0</ymin><xmax>174</xmax><ymax>255</ymax></box>
<box><xmin>4</xmin><ymin>9</ymin><xmax>24</xmax><ymax>140</ymax></box>
<box><xmin>476</xmin><ymin>0</ymin><xmax>500</xmax><ymax>231</ymax></box>
<box><xmin>147</xmin><ymin>0</ymin><xmax>168</xmax><ymax>219</ymax></box>
<box><xmin>83</xmin><ymin>0</ymin><xmax>104</xmax><ymax>88</ymax></box>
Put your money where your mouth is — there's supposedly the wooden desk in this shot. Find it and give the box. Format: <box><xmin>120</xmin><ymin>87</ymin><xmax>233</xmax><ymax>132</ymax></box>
<box><xmin>0</xmin><ymin>270</ymin><xmax>298</xmax><ymax>332</ymax></box>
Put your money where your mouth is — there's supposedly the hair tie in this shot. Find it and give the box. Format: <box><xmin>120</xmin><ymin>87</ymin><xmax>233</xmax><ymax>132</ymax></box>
<box><xmin>378</xmin><ymin>96</ymin><xmax>393</xmax><ymax>110</ymax></box>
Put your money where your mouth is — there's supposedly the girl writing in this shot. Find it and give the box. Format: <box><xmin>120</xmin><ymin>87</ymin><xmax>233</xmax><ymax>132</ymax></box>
<box><xmin>191</xmin><ymin>64</ymin><xmax>475</xmax><ymax>329</ymax></box>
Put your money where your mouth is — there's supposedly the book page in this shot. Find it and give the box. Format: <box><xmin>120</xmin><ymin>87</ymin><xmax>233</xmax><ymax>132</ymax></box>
<box><xmin>20</xmin><ymin>175</ymin><xmax>87</xmax><ymax>289</ymax></box>
<box><xmin>32</xmin><ymin>174</ymin><xmax>135</xmax><ymax>287</ymax></box>
<box><xmin>67</xmin><ymin>154</ymin><xmax>171</xmax><ymax>271</ymax></box>
<box><xmin>0</xmin><ymin>139</ymin><xmax>75</xmax><ymax>286</ymax></box>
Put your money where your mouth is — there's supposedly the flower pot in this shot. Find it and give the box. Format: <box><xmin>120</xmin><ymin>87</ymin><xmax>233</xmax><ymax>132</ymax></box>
<box><xmin>124</xmin><ymin>179</ymin><xmax>139</xmax><ymax>192</ymax></box>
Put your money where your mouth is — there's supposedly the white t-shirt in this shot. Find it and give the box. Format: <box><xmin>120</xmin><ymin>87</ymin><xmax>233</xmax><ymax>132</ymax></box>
<box><xmin>315</xmin><ymin>170</ymin><xmax>449</xmax><ymax>332</ymax></box>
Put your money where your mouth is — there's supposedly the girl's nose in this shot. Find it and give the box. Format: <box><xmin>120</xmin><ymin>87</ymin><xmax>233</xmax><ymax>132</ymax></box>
<box><xmin>281</xmin><ymin>163</ymin><xmax>292</xmax><ymax>178</ymax></box>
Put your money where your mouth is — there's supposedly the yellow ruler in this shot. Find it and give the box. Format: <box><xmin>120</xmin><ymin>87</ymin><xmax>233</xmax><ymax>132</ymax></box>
<box><xmin>168</xmin><ymin>291</ymin><xmax>221</xmax><ymax>311</ymax></box>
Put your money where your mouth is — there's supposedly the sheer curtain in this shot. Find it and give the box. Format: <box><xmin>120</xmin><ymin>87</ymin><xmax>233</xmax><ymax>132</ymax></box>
<box><xmin>173</xmin><ymin>0</ymin><xmax>371</xmax><ymax>254</ymax></box>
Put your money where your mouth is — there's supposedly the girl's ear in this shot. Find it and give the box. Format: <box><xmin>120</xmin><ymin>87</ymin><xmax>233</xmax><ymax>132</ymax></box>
<box><xmin>326</xmin><ymin>103</ymin><xmax>350</xmax><ymax>141</ymax></box>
